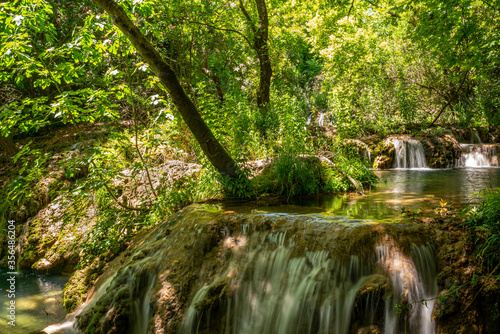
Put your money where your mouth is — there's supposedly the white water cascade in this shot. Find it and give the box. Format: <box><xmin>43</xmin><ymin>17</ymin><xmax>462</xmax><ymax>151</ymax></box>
<box><xmin>459</xmin><ymin>144</ymin><xmax>500</xmax><ymax>167</ymax></box>
<box><xmin>46</xmin><ymin>208</ymin><xmax>439</xmax><ymax>334</ymax></box>
<box><xmin>391</xmin><ymin>137</ymin><xmax>428</xmax><ymax>169</ymax></box>
<box><xmin>180</xmin><ymin>226</ymin><xmax>438</xmax><ymax>334</ymax></box>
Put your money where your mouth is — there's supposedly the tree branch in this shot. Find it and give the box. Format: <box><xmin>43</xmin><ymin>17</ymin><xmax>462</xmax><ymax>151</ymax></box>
<box><xmin>482</xmin><ymin>0</ymin><xmax>499</xmax><ymax>12</ymax></box>
<box><xmin>429</xmin><ymin>71</ymin><xmax>469</xmax><ymax>127</ymax></box>
<box><xmin>365</xmin><ymin>0</ymin><xmax>400</xmax><ymax>18</ymax></box>
<box><xmin>415</xmin><ymin>82</ymin><xmax>447</xmax><ymax>99</ymax></box>
<box><xmin>239</xmin><ymin>0</ymin><xmax>257</xmax><ymax>35</ymax></box>
<box><xmin>189</xmin><ymin>20</ymin><xmax>252</xmax><ymax>48</ymax></box>
<box><xmin>347</xmin><ymin>0</ymin><xmax>355</xmax><ymax>17</ymax></box>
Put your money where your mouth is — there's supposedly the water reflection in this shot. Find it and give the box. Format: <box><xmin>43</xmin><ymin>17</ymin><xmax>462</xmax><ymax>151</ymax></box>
<box><xmin>0</xmin><ymin>269</ymin><xmax>68</xmax><ymax>334</ymax></box>
<box><xmin>237</xmin><ymin>168</ymin><xmax>500</xmax><ymax>223</ymax></box>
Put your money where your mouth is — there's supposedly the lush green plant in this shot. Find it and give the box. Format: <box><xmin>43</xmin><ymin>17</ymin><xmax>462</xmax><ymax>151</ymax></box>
<box><xmin>273</xmin><ymin>152</ymin><xmax>321</xmax><ymax>198</ymax></box>
<box><xmin>466</xmin><ymin>188</ymin><xmax>500</xmax><ymax>266</ymax></box>
<box><xmin>0</xmin><ymin>142</ymin><xmax>52</xmax><ymax>220</ymax></box>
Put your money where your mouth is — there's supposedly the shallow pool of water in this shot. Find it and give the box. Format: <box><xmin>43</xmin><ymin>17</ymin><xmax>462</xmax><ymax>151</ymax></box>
<box><xmin>0</xmin><ymin>268</ymin><xmax>68</xmax><ymax>334</ymax></box>
<box><xmin>231</xmin><ymin>168</ymin><xmax>500</xmax><ymax>223</ymax></box>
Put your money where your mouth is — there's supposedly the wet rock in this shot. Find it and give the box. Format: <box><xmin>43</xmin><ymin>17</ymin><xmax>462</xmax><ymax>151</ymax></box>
<box><xmin>355</xmin><ymin>325</ymin><xmax>381</xmax><ymax>334</ymax></box>
<box><xmin>66</xmin><ymin>205</ymin><xmax>438</xmax><ymax>334</ymax></box>
<box><xmin>373</xmin><ymin>155</ymin><xmax>392</xmax><ymax>169</ymax></box>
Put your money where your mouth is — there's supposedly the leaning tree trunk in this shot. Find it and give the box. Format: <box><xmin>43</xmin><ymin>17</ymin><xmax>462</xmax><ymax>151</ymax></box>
<box><xmin>0</xmin><ymin>135</ymin><xmax>19</xmax><ymax>159</ymax></box>
<box><xmin>93</xmin><ymin>0</ymin><xmax>238</xmax><ymax>178</ymax></box>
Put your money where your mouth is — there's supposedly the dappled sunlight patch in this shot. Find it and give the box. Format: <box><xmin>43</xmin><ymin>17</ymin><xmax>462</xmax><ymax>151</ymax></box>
<box><xmin>224</xmin><ymin>235</ymin><xmax>247</xmax><ymax>251</ymax></box>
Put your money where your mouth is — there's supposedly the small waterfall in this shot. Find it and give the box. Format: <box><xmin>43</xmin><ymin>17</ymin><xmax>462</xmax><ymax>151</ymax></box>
<box><xmin>459</xmin><ymin>144</ymin><xmax>499</xmax><ymax>167</ymax></box>
<box><xmin>391</xmin><ymin>137</ymin><xmax>428</xmax><ymax>169</ymax></box>
<box><xmin>362</xmin><ymin>142</ymin><xmax>371</xmax><ymax>162</ymax></box>
<box><xmin>180</xmin><ymin>225</ymin><xmax>438</xmax><ymax>334</ymax></box>
<box><xmin>306</xmin><ymin>110</ymin><xmax>331</xmax><ymax>127</ymax></box>
<box><xmin>179</xmin><ymin>238</ymin><xmax>370</xmax><ymax>334</ymax></box>
<box><xmin>318</xmin><ymin>112</ymin><xmax>326</xmax><ymax>126</ymax></box>
<box><xmin>470</xmin><ymin>129</ymin><xmax>482</xmax><ymax>144</ymax></box>
<box><xmin>376</xmin><ymin>239</ymin><xmax>437</xmax><ymax>334</ymax></box>
<box><xmin>306</xmin><ymin>113</ymin><xmax>313</xmax><ymax>125</ymax></box>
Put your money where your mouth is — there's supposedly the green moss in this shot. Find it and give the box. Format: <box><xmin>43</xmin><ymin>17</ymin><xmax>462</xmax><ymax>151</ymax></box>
<box><xmin>63</xmin><ymin>268</ymin><xmax>93</xmax><ymax>312</ymax></box>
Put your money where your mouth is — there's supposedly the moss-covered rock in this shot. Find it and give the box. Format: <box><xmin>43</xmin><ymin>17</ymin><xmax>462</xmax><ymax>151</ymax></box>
<box><xmin>373</xmin><ymin>155</ymin><xmax>392</xmax><ymax>169</ymax></box>
<box><xmin>69</xmin><ymin>205</ymin><xmax>436</xmax><ymax>334</ymax></box>
<box><xmin>17</xmin><ymin>195</ymin><xmax>95</xmax><ymax>273</ymax></box>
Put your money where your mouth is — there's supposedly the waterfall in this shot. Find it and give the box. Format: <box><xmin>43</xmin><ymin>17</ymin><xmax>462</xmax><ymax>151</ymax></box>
<box><xmin>376</xmin><ymin>239</ymin><xmax>437</xmax><ymax>334</ymax></box>
<box><xmin>179</xmin><ymin>223</ymin><xmax>438</xmax><ymax>334</ymax></box>
<box><xmin>470</xmin><ymin>129</ymin><xmax>482</xmax><ymax>144</ymax></box>
<box><xmin>51</xmin><ymin>207</ymin><xmax>438</xmax><ymax>334</ymax></box>
<box><xmin>306</xmin><ymin>111</ymin><xmax>327</xmax><ymax>126</ymax></box>
<box><xmin>459</xmin><ymin>144</ymin><xmax>499</xmax><ymax>167</ymax></box>
<box><xmin>391</xmin><ymin>137</ymin><xmax>428</xmax><ymax>169</ymax></box>
<box><xmin>362</xmin><ymin>142</ymin><xmax>371</xmax><ymax>162</ymax></box>
<box><xmin>318</xmin><ymin>112</ymin><xmax>325</xmax><ymax>126</ymax></box>
<box><xmin>306</xmin><ymin>113</ymin><xmax>313</xmax><ymax>125</ymax></box>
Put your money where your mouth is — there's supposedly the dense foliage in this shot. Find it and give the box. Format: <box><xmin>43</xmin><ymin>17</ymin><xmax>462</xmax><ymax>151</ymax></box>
<box><xmin>0</xmin><ymin>0</ymin><xmax>499</xmax><ymax>277</ymax></box>
<box><xmin>466</xmin><ymin>188</ymin><xmax>500</xmax><ymax>267</ymax></box>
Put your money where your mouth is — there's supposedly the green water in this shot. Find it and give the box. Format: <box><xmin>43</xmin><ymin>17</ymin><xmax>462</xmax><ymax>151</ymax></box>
<box><xmin>0</xmin><ymin>268</ymin><xmax>68</xmax><ymax>334</ymax></box>
<box><xmin>230</xmin><ymin>168</ymin><xmax>500</xmax><ymax>223</ymax></box>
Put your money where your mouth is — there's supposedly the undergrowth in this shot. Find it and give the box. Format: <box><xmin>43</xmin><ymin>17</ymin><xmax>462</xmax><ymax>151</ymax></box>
<box><xmin>466</xmin><ymin>187</ymin><xmax>500</xmax><ymax>267</ymax></box>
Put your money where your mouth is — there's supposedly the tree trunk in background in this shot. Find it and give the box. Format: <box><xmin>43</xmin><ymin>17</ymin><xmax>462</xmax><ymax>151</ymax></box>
<box><xmin>0</xmin><ymin>135</ymin><xmax>19</xmax><ymax>159</ymax></box>
<box><xmin>239</xmin><ymin>0</ymin><xmax>272</xmax><ymax>118</ymax></box>
<box><xmin>254</xmin><ymin>0</ymin><xmax>272</xmax><ymax>116</ymax></box>
<box><xmin>93</xmin><ymin>0</ymin><xmax>239</xmax><ymax>179</ymax></box>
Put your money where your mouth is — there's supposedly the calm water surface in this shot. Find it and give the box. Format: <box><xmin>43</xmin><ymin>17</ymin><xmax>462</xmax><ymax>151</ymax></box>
<box><xmin>0</xmin><ymin>268</ymin><xmax>68</xmax><ymax>333</ymax></box>
<box><xmin>237</xmin><ymin>168</ymin><xmax>500</xmax><ymax>223</ymax></box>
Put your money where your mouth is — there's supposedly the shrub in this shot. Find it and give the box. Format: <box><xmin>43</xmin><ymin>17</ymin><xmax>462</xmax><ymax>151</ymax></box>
<box><xmin>466</xmin><ymin>188</ymin><xmax>500</xmax><ymax>266</ymax></box>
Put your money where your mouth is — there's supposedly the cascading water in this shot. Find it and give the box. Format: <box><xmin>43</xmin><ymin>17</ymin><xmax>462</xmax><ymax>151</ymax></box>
<box><xmin>51</xmin><ymin>207</ymin><xmax>438</xmax><ymax>334</ymax></box>
<box><xmin>178</xmin><ymin>213</ymin><xmax>438</xmax><ymax>334</ymax></box>
<box><xmin>362</xmin><ymin>142</ymin><xmax>371</xmax><ymax>162</ymax></box>
<box><xmin>318</xmin><ymin>112</ymin><xmax>326</xmax><ymax>126</ymax></box>
<box><xmin>470</xmin><ymin>129</ymin><xmax>482</xmax><ymax>144</ymax></box>
<box><xmin>458</xmin><ymin>144</ymin><xmax>499</xmax><ymax>167</ymax></box>
<box><xmin>376</xmin><ymin>239</ymin><xmax>437</xmax><ymax>334</ymax></box>
<box><xmin>391</xmin><ymin>137</ymin><xmax>428</xmax><ymax>169</ymax></box>
<box><xmin>180</xmin><ymin>236</ymin><xmax>371</xmax><ymax>334</ymax></box>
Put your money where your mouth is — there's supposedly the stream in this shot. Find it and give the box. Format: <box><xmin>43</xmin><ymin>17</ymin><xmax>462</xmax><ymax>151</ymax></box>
<box><xmin>3</xmin><ymin>166</ymin><xmax>499</xmax><ymax>334</ymax></box>
<box><xmin>242</xmin><ymin>168</ymin><xmax>500</xmax><ymax>223</ymax></box>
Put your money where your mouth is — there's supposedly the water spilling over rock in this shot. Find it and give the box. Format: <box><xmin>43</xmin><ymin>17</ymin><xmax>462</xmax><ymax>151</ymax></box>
<box><xmin>62</xmin><ymin>206</ymin><xmax>438</xmax><ymax>334</ymax></box>
<box><xmin>458</xmin><ymin>144</ymin><xmax>500</xmax><ymax>167</ymax></box>
<box><xmin>391</xmin><ymin>137</ymin><xmax>428</xmax><ymax>169</ymax></box>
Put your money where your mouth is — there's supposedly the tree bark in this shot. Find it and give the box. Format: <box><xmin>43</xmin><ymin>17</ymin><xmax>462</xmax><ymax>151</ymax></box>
<box><xmin>201</xmin><ymin>67</ymin><xmax>224</xmax><ymax>104</ymax></box>
<box><xmin>93</xmin><ymin>0</ymin><xmax>238</xmax><ymax>178</ymax></box>
<box><xmin>239</xmin><ymin>0</ymin><xmax>272</xmax><ymax>117</ymax></box>
<box><xmin>0</xmin><ymin>135</ymin><xmax>19</xmax><ymax>159</ymax></box>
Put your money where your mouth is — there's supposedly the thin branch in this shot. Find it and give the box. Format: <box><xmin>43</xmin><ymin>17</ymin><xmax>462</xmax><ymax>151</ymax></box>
<box><xmin>132</xmin><ymin>99</ymin><xmax>158</xmax><ymax>199</ymax></box>
<box><xmin>347</xmin><ymin>0</ymin><xmax>355</xmax><ymax>17</ymax></box>
<box><xmin>239</xmin><ymin>0</ymin><xmax>257</xmax><ymax>35</ymax></box>
<box><xmin>482</xmin><ymin>0</ymin><xmax>499</xmax><ymax>12</ymax></box>
<box><xmin>429</xmin><ymin>100</ymin><xmax>453</xmax><ymax>127</ymax></box>
<box><xmin>464</xmin><ymin>262</ymin><xmax>500</xmax><ymax>311</ymax></box>
<box><xmin>189</xmin><ymin>21</ymin><xmax>252</xmax><ymax>48</ymax></box>
<box><xmin>415</xmin><ymin>82</ymin><xmax>447</xmax><ymax>99</ymax></box>
<box><xmin>92</xmin><ymin>161</ymin><xmax>148</xmax><ymax>211</ymax></box>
